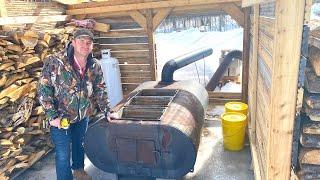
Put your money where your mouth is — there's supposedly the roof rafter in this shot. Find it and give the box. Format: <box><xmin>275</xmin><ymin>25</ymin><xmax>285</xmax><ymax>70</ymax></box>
<box><xmin>222</xmin><ymin>3</ymin><xmax>244</xmax><ymax>27</ymax></box>
<box><xmin>153</xmin><ymin>8</ymin><xmax>172</xmax><ymax>31</ymax></box>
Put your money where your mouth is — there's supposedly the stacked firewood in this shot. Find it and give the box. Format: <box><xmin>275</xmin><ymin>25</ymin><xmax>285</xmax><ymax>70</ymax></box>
<box><xmin>298</xmin><ymin>45</ymin><xmax>320</xmax><ymax>179</ymax></box>
<box><xmin>0</xmin><ymin>26</ymin><xmax>76</xmax><ymax>179</ymax></box>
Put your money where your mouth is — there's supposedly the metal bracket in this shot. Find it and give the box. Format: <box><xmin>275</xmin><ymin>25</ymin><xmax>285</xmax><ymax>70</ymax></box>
<box><xmin>301</xmin><ymin>25</ymin><xmax>310</xmax><ymax>58</ymax></box>
<box><xmin>298</xmin><ymin>25</ymin><xmax>310</xmax><ymax>88</ymax></box>
<box><xmin>298</xmin><ymin>56</ymin><xmax>307</xmax><ymax>88</ymax></box>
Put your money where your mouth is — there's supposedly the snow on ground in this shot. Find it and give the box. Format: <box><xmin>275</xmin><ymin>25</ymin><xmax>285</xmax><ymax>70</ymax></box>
<box><xmin>155</xmin><ymin>28</ymin><xmax>243</xmax><ymax>92</ymax></box>
<box><xmin>311</xmin><ymin>3</ymin><xmax>320</xmax><ymax>20</ymax></box>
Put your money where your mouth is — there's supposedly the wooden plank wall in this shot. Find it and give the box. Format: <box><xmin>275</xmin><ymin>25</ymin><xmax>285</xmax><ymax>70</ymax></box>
<box><xmin>248</xmin><ymin>0</ymin><xmax>307</xmax><ymax>179</ymax></box>
<box><xmin>4</xmin><ymin>1</ymin><xmax>66</xmax><ymax>31</ymax></box>
<box><xmin>248</xmin><ymin>1</ymin><xmax>275</xmax><ymax>179</ymax></box>
<box><xmin>95</xmin><ymin>16</ymin><xmax>153</xmax><ymax>95</ymax></box>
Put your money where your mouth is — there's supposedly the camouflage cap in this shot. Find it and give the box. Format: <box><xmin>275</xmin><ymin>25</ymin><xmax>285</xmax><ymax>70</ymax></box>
<box><xmin>73</xmin><ymin>28</ymin><xmax>94</xmax><ymax>40</ymax></box>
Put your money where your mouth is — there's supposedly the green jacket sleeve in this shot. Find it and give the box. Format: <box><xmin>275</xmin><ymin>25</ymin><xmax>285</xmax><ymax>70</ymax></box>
<box><xmin>93</xmin><ymin>63</ymin><xmax>110</xmax><ymax>113</ymax></box>
<box><xmin>37</xmin><ymin>57</ymin><xmax>59</xmax><ymax>121</ymax></box>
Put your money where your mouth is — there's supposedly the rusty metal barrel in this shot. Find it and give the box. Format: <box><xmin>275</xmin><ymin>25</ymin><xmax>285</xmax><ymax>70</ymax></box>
<box><xmin>84</xmin><ymin>48</ymin><xmax>211</xmax><ymax>179</ymax></box>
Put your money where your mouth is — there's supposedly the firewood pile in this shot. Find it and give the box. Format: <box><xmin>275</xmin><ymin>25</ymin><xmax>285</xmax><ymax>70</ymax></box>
<box><xmin>0</xmin><ymin>26</ymin><xmax>76</xmax><ymax>179</ymax></box>
<box><xmin>298</xmin><ymin>45</ymin><xmax>320</xmax><ymax>179</ymax></box>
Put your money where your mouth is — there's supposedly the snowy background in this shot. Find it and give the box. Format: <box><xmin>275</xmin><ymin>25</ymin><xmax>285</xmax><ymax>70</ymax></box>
<box><xmin>155</xmin><ymin>28</ymin><xmax>243</xmax><ymax>92</ymax></box>
<box><xmin>312</xmin><ymin>3</ymin><xmax>320</xmax><ymax>20</ymax></box>
<box><xmin>153</xmin><ymin>2</ymin><xmax>320</xmax><ymax>93</ymax></box>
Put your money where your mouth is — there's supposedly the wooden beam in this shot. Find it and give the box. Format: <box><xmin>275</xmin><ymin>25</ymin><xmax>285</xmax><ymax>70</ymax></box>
<box><xmin>267</xmin><ymin>0</ymin><xmax>305</xmax><ymax>179</ymax></box>
<box><xmin>146</xmin><ymin>9</ymin><xmax>157</xmax><ymax>81</ymax></box>
<box><xmin>249</xmin><ymin>4</ymin><xmax>260</xmax><ymax>179</ymax></box>
<box><xmin>94</xmin><ymin>22</ymin><xmax>110</xmax><ymax>33</ymax></box>
<box><xmin>153</xmin><ymin>8</ymin><xmax>172</xmax><ymax>31</ymax></box>
<box><xmin>87</xmin><ymin>11</ymin><xmax>130</xmax><ymax>18</ymax></box>
<box><xmin>241</xmin><ymin>7</ymin><xmax>249</xmax><ymax>102</ymax></box>
<box><xmin>242</xmin><ymin>0</ymin><xmax>274</xmax><ymax>7</ymax></box>
<box><xmin>119</xmin><ymin>64</ymin><xmax>150</xmax><ymax>71</ymax></box>
<box><xmin>208</xmin><ymin>91</ymin><xmax>241</xmax><ymax>99</ymax></box>
<box><xmin>120</xmin><ymin>70</ymin><xmax>151</xmax><ymax>77</ymax></box>
<box><xmin>129</xmin><ymin>11</ymin><xmax>147</xmax><ymax>30</ymax></box>
<box><xmin>100</xmin><ymin>43</ymin><xmax>149</xmax><ymax>51</ymax></box>
<box><xmin>70</xmin><ymin>0</ymin><xmax>159</xmax><ymax>9</ymax></box>
<box><xmin>111</xmin><ymin>50</ymin><xmax>149</xmax><ymax>58</ymax></box>
<box><xmin>83</xmin><ymin>3</ymin><xmax>226</xmax><ymax>19</ymax></box>
<box><xmin>209</xmin><ymin>98</ymin><xmax>241</xmax><ymax>105</ymax></box>
<box><xmin>53</xmin><ymin>0</ymin><xmax>87</xmax><ymax>5</ymax></box>
<box><xmin>98</xmin><ymin>36</ymin><xmax>148</xmax><ymax>44</ymax></box>
<box><xmin>171</xmin><ymin>3</ymin><xmax>222</xmax><ymax>12</ymax></box>
<box><xmin>117</xmin><ymin>57</ymin><xmax>150</xmax><ymax>64</ymax></box>
<box><xmin>100</xmin><ymin>29</ymin><xmax>146</xmax><ymax>38</ymax></box>
<box><xmin>66</xmin><ymin>0</ymin><xmax>241</xmax><ymax>15</ymax></box>
<box><xmin>223</xmin><ymin>3</ymin><xmax>244</xmax><ymax>27</ymax></box>
<box><xmin>121</xmin><ymin>77</ymin><xmax>152</xmax><ymax>83</ymax></box>
<box><xmin>0</xmin><ymin>15</ymin><xmax>71</xmax><ymax>25</ymax></box>
<box><xmin>170</xmin><ymin>4</ymin><xmax>224</xmax><ymax>16</ymax></box>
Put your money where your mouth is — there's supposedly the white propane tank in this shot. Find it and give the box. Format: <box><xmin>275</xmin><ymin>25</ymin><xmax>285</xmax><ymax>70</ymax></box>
<box><xmin>100</xmin><ymin>49</ymin><xmax>123</xmax><ymax>108</ymax></box>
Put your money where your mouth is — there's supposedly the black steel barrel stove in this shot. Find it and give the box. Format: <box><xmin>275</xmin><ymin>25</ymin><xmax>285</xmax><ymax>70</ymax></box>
<box><xmin>84</xmin><ymin>48</ymin><xmax>213</xmax><ymax>179</ymax></box>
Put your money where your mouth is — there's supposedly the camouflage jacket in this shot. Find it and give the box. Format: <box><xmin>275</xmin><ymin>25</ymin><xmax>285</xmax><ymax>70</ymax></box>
<box><xmin>38</xmin><ymin>43</ymin><xmax>110</xmax><ymax>123</ymax></box>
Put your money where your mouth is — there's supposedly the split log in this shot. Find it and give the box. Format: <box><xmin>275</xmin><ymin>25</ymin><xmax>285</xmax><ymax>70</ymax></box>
<box><xmin>301</xmin><ymin>123</ymin><xmax>320</xmax><ymax>148</ymax></box>
<box><xmin>17</xmin><ymin>56</ymin><xmax>41</xmax><ymax>69</ymax></box>
<box><xmin>298</xmin><ymin>148</ymin><xmax>320</xmax><ymax>179</ymax></box>
<box><xmin>305</xmin><ymin>65</ymin><xmax>320</xmax><ymax>94</ymax></box>
<box><xmin>21</xmin><ymin>31</ymin><xmax>39</xmax><ymax>48</ymax></box>
<box><xmin>309</xmin><ymin>46</ymin><xmax>320</xmax><ymax>76</ymax></box>
<box><xmin>6</xmin><ymin>44</ymin><xmax>22</xmax><ymax>54</ymax></box>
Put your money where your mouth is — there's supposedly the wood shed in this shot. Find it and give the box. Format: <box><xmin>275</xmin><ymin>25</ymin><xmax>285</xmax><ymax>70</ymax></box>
<box><xmin>0</xmin><ymin>0</ymin><xmax>319</xmax><ymax>179</ymax></box>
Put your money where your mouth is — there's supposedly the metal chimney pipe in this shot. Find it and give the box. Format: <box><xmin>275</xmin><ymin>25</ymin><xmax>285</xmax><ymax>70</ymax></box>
<box><xmin>160</xmin><ymin>48</ymin><xmax>213</xmax><ymax>84</ymax></box>
<box><xmin>206</xmin><ymin>50</ymin><xmax>242</xmax><ymax>91</ymax></box>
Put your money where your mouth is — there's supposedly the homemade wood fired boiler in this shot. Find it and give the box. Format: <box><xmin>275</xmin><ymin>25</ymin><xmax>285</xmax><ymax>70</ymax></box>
<box><xmin>84</xmin><ymin>48</ymin><xmax>213</xmax><ymax>179</ymax></box>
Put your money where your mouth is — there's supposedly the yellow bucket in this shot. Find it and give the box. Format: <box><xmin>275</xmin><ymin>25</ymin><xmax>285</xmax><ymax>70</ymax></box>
<box><xmin>225</xmin><ymin>102</ymin><xmax>248</xmax><ymax>115</ymax></box>
<box><xmin>221</xmin><ymin>112</ymin><xmax>247</xmax><ymax>151</ymax></box>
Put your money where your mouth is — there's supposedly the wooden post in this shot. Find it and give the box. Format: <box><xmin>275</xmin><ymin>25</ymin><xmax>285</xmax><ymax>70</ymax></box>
<box><xmin>249</xmin><ymin>4</ymin><xmax>259</xmax><ymax>150</ymax></box>
<box><xmin>248</xmin><ymin>4</ymin><xmax>261</xmax><ymax>180</ymax></box>
<box><xmin>146</xmin><ymin>9</ymin><xmax>157</xmax><ymax>81</ymax></box>
<box><xmin>241</xmin><ymin>7</ymin><xmax>249</xmax><ymax>103</ymax></box>
<box><xmin>267</xmin><ymin>0</ymin><xmax>305</xmax><ymax>179</ymax></box>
